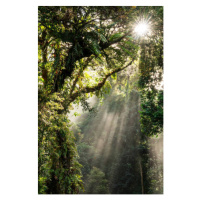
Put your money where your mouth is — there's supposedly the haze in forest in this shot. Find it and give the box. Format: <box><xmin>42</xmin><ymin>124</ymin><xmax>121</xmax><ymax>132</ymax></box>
<box><xmin>38</xmin><ymin>6</ymin><xmax>163</xmax><ymax>194</ymax></box>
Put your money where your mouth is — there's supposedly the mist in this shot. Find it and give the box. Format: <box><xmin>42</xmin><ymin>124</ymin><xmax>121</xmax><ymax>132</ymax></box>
<box><xmin>69</xmin><ymin>88</ymin><xmax>163</xmax><ymax>194</ymax></box>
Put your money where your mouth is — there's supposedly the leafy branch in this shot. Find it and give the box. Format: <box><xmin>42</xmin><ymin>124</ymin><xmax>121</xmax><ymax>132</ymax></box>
<box><xmin>68</xmin><ymin>60</ymin><xmax>133</xmax><ymax>105</ymax></box>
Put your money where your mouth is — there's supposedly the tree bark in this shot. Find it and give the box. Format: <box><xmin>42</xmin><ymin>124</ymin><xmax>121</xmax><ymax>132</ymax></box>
<box><xmin>139</xmin><ymin>160</ymin><xmax>144</xmax><ymax>194</ymax></box>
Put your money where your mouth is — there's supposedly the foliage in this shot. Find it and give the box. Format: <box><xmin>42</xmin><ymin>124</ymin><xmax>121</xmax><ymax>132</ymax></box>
<box><xmin>38</xmin><ymin>6</ymin><xmax>140</xmax><ymax>194</ymax></box>
<box><xmin>38</xmin><ymin>6</ymin><xmax>163</xmax><ymax>194</ymax></box>
<box><xmin>139</xmin><ymin>90</ymin><xmax>163</xmax><ymax>137</ymax></box>
<box><xmin>84</xmin><ymin>167</ymin><xmax>109</xmax><ymax>194</ymax></box>
<box><xmin>38</xmin><ymin>6</ymin><xmax>139</xmax><ymax>94</ymax></box>
<box><xmin>137</xmin><ymin>7</ymin><xmax>163</xmax><ymax>137</ymax></box>
<box><xmin>38</xmin><ymin>92</ymin><xmax>83</xmax><ymax>194</ymax></box>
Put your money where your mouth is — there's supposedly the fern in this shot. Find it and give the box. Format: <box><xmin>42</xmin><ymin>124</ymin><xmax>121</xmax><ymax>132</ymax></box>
<box><xmin>109</xmin><ymin>33</ymin><xmax>123</xmax><ymax>42</ymax></box>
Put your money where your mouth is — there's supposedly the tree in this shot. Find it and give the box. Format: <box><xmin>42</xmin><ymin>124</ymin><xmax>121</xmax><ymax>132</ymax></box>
<box><xmin>38</xmin><ymin>6</ymin><xmax>140</xmax><ymax>194</ymax></box>
<box><xmin>84</xmin><ymin>167</ymin><xmax>109</xmax><ymax>194</ymax></box>
<box><xmin>38</xmin><ymin>6</ymin><xmax>138</xmax><ymax>94</ymax></box>
<box><xmin>136</xmin><ymin>6</ymin><xmax>163</xmax><ymax>137</ymax></box>
<box><xmin>38</xmin><ymin>6</ymin><xmax>163</xmax><ymax>194</ymax></box>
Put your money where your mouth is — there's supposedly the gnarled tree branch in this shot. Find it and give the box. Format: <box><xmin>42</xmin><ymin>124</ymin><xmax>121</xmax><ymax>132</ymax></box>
<box><xmin>53</xmin><ymin>30</ymin><xmax>132</xmax><ymax>93</ymax></box>
<box><xmin>67</xmin><ymin>60</ymin><xmax>133</xmax><ymax>106</ymax></box>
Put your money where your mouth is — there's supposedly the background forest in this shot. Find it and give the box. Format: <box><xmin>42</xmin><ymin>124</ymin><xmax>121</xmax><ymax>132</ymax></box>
<box><xmin>38</xmin><ymin>6</ymin><xmax>163</xmax><ymax>194</ymax></box>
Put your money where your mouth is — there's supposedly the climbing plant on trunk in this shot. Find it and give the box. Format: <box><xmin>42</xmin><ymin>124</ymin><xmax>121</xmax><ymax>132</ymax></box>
<box><xmin>38</xmin><ymin>6</ymin><xmax>163</xmax><ymax>194</ymax></box>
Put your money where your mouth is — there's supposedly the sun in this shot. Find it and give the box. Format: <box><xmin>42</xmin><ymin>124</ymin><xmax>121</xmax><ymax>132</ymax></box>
<box><xmin>134</xmin><ymin>22</ymin><xmax>150</xmax><ymax>36</ymax></box>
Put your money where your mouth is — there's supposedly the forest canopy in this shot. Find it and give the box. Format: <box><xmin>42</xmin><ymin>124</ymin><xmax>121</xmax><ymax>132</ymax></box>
<box><xmin>38</xmin><ymin>6</ymin><xmax>163</xmax><ymax>194</ymax></box>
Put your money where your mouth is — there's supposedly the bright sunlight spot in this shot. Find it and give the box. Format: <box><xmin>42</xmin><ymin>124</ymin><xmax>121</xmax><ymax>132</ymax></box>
<box><xmin>134</xmin><ymin>22</ymin><xmax>150</xmax><ymax>36</ymax></box>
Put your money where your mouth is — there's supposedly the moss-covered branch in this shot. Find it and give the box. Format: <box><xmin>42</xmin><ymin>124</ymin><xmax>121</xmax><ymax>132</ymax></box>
<box><xmin>68</xmin><ymin>60</ymin><xmax>133</xmax><ymax>105</ymax></box>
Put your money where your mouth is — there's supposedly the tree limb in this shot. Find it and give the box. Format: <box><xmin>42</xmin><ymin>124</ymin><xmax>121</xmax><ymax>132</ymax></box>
<box><xmin>69</xmin><ymin>57</ymin><xmax>92</xmax><ymax>97</ymax></box>
<box><xmin>53</xmin><ymin>30</ymin><xmax>132</xmax><ymax>93</ymax></box>
<box><xmin>67</xmin><ymin>60</ymin><xmax>133</xmax><ymax>105</ymax></box>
